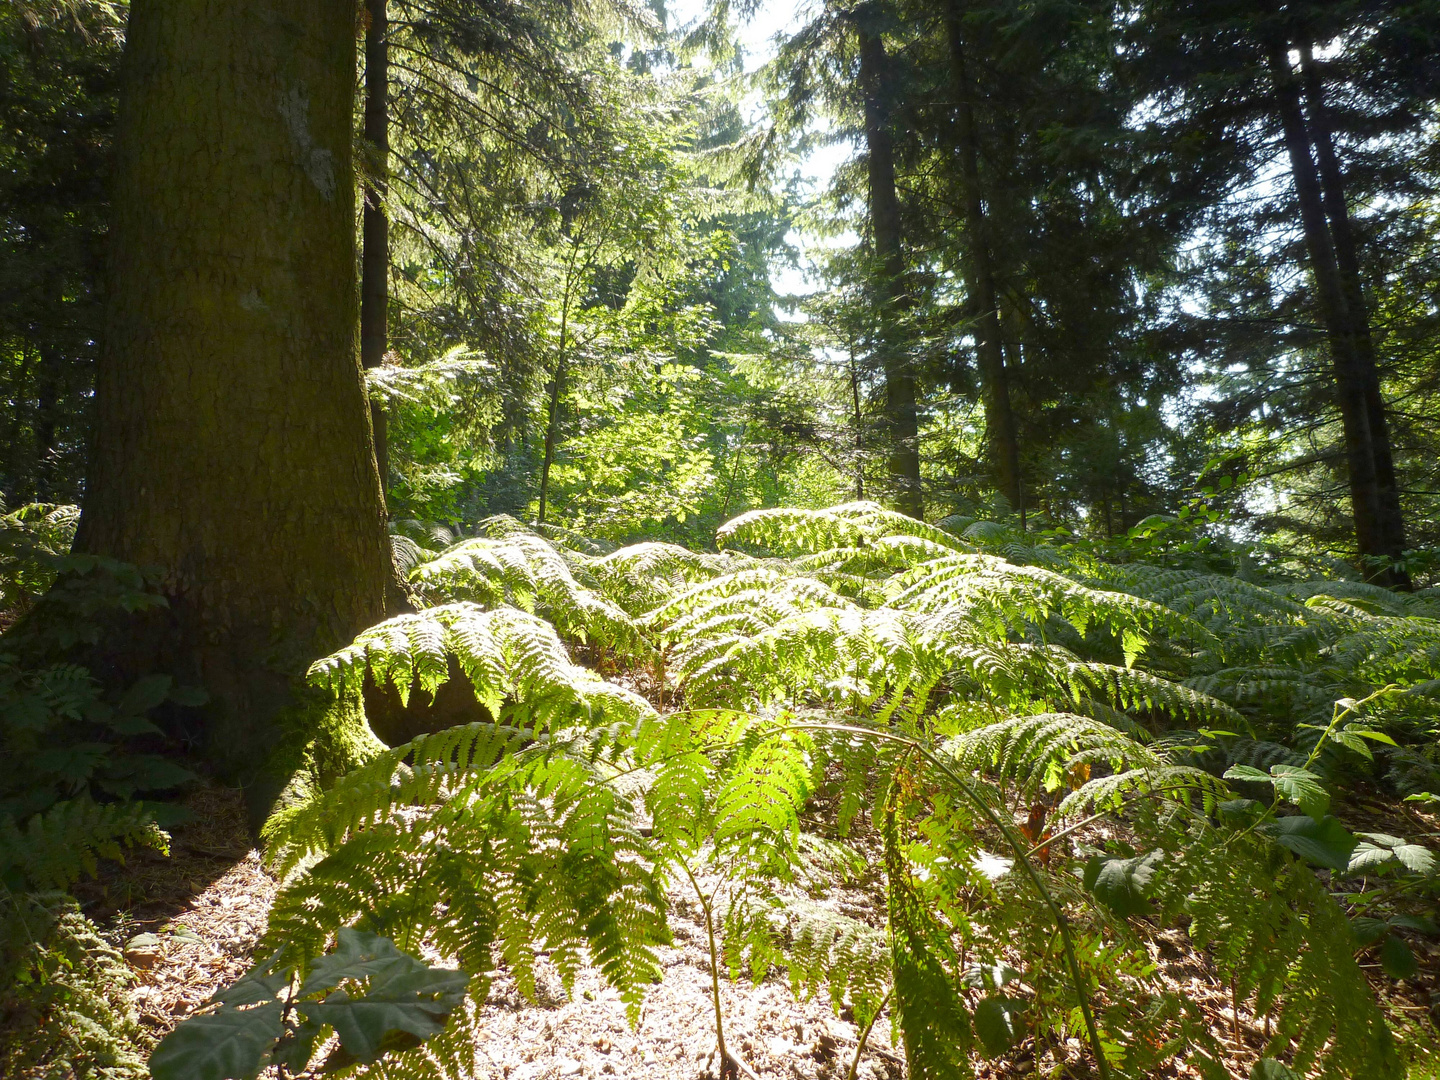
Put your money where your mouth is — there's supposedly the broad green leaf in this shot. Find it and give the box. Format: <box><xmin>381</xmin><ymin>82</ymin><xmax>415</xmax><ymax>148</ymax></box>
<box><xmin>1380</xmin><ymin>935</ymin><xmax>1419</xmax><ymax>980</ymax></box>
<box><xmin>1391</xmin><ymin>914</ymin><xmax>1439</xmax><ymax>936</ymax></box>
<box><xmin>1223</xmin><ymin>764</ymin><xmax>1271</xmax><ymax>784</ymax></box>
<box><xmin>1251</xmin><ymin>1060</ymin><xmax>1299</xmax><ymax>1080</ymax></box>
<box><xmin>97</xmin><ymin>754</ymin><xmax>197</xmax><ymax>798</ymax></box>
<box><xmin>118</xmin><ymin>674</ymin><xmax>172</xmax><ymax>716</ymax></box>
<box><xmin>1349</xmin><ymin>833</ymin><xmax>1436</xmax><ymax>875</ymax></box>
<box><xmin>213</xmin><ymin>951</ymin><xmax>291</xmax><ymax>1007</ymax></box>
<box><xmin>1082</xmin><ymin>850</ymin><xmax>1162</xmax><ymax>918</ymax></box>
<box><xmin>301</xmin><ymin>966</ymin><xmax>469</xmax><ymax>1064</ymax></box>
<box><xmin>1356</xmin><ymin>831</ymin><xmax>1405</xmax><ymax>847</ymax></box>
<box><xmin>1350</xmin><ymin>916</ymin><xmax>1389</xmax><ymax>947</ymax></box>
<box><xmin>1261</xmin><ymin>815</ymin><xmax>1356</xmax><ymax>871</ymax></box>
<box><xmin>168</xmin><ymin>683</ymin><xmax>211</xmax><ymax>707</ymax></box>
<box><xmin>1347</xmin><ymin>842</ymin><xmax>1395</xmax><ymax>873</ymax></box>
<box><xmin>1217</xmin><ymin>798</ymin><xmax>1262</xmax><ymax>823</ymax></box>
<box><xmin>294</xmin><ymin>928</ymin><xmax>467</xmax><ymax>1064</ymax></box>
<box><xmin>271</xmin><ymin>1017</ymin><xmax>325</xmax><ymax>1074</ymax></box>
<box><xmin>1393</xmin><ymin>844</ymin><xmax>1436</xmax><ymax>875</ymax></box>
<box><xmin>1266</xmin><ymin>766</ymin><xmax>1329</xmax><ymax>820</ymax></box>
<box><xmin>148</xmin><ymin>1001</ymin><xmax>283</xmax><ymax>1080</ymax></box>
<box><xmin>108</xmin><ymin>713</ymin><xmax>165</xmax><ymax>736</ymax></box>
<box><xmin>1351</xmin><ymin>727</ymin><xmax>1398</xmax><ymax>746</ymax></box>
<box><xmin>1326</xmin><ymin>729</ymin><xmax>1373</xmax><ymax>759</ymax></box>
<box><xmin>298</xmin><ymin>927</ymin><xmax>414</xmax><ymax>997</ymax></box>
<box><xmin>973</xmin><ymin>995</ymin><xmax>1023</xmax><ymax>1058</ymax></box>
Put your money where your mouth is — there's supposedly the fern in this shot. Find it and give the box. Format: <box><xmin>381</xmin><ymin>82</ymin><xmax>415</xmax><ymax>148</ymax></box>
<box><xmin>308</xmin><ymin>603</ymin><xmax>654</xmax><ymax>731</ymax></box>
<box><xmin>0</xmin><ymin>797</ymin><xmax>169</xmax><ymax>892</ymax></box>
<box><xmin>1</xmin><ymin>891</ymin><xmax>150</xmax><ymax>1079</ymax></box>
<box><xmin>410</xmin><ymin>531</ymin><xmax>645</xmax><ymax>656</ymax></box>
<box><xmin>244</xmin><ymin>502</ymin><xmax>1425</xmax><ymax>1080</ymax></box>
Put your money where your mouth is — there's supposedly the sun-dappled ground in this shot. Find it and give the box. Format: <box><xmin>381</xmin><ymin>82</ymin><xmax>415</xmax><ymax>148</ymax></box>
<box><xmin>79</xmin><ymin>781</ymin><xmax>1440</xmax><ymax>1079</ymax></box>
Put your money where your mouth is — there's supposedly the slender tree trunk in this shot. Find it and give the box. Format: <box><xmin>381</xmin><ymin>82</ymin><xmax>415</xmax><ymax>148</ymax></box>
<box><xmin>856</xmin><ymin>21</ymin><xmax>923</xmax><ymax>520</ymax></box>
<box><xmin>360</xmin><ymin>0</ymin><xmax>413</xmax><ymax>616</ymax></box>
<box><xmin>1264</xmin><ymin>39</ymin><xmax>1392</xmax><ymax>580</ymax></box>
<box><xmin>4</xmin><ymin>345</ymin><xmax>37</xmax><ymax>504</ymax></box>
<box><xmin>537</xmin><ymin>286</ymin><xmax>573</xmax><ymax>527</ymax></box>
<box><xmin>996</xmin><ymin>289</ymin><xmax>1027</xmax><ymax>530</ymax></box>
<box><xmin>1298</xmin><ymin>41</ymin><xmax>1408</xmax><ymax>582</ymax></box>
<box><xmin>850</xmin><ymin>346</ymin><xmax>865</xmax><ymax>500</ymax></box>
<box><xmin>945</xmin><ymin>2</ymin><xmax>1021</xmax><ymax>516</ymax></box>
<box><xmin>361</xmin><ymin>0</ymin><xmax>390</xmax><ymax>492</ymax></box>
<box><xmin>537</xmin><ymin>339</ymin><xmax>565</xmax><ymax>526</ymax></box>
<box><xmin>32</xmin><ymin>342</ymin><xmax>61</xmax><ymax>501</ymax></box>
<box><xmin>76</xmin><ymin>0</ymin><xmax>390</xmax><ymax>788</ymax></box>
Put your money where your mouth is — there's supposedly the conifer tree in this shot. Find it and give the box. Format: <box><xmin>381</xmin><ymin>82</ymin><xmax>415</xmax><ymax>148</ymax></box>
<box><xmin>75</xmin><ymin>0</ymin><xmax>391</xmax><ymax>792</ymax></box>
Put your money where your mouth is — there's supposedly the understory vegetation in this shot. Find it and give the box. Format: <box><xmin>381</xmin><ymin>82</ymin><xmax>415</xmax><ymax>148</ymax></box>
<box><xmin>15</xmin><ymin>500</ymin><xmax>1416</xmax><ymax>1080</ymax></box>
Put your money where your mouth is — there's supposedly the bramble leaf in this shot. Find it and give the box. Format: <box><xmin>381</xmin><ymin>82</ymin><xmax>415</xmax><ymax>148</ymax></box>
<box><xmin>148</xmin><ymin>1001</ymin><xmax>283</xmax><ymax>1080</ymax></box>
<box><xmin>1083</xmin><ymin>850</ymin><xmax>1162</xmax><ymax>918</ymax></box>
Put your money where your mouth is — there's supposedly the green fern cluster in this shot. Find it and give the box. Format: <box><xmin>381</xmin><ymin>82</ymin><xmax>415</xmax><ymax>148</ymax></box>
<box><xmin>1</xmin><ymin>891</ymin><xmax>151</xmax><ymax>1080</ymax></box>
<box><xmin>228</xmin><ymin>503</ymin><xmax>1436</xmax><ymax>1080</ymax></box>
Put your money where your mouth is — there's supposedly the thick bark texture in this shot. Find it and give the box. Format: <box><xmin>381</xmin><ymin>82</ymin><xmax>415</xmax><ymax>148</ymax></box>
<box><xmin>856</xmin><ymin>21</ymin><xmax>923</xmax><ymax>520</ymax></box>
<box><xmin>76</xmin><ymin>0</ymin><xmax>390</xmax><ymax>781</ymax></box>
<box><xmin>945</xmin><ymin>4</ymin><xmax>1022</xmax><ymax>519</ymax></box>
<box><xmin>362</xmin><ymin>0</ymin><xmax>390</xmax><ymax>491</ymax></box>
<box><xmin>1264</xmin><ymin>39</ymin><xmax>1406</xmax><ymax>584</ymax></box>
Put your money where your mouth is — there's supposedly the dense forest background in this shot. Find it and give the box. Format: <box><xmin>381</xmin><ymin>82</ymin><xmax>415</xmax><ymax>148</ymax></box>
<box><xmin>6</xmin><ymin>0</ymin><xmax>1440</xmax><ymax>578</ymax></box>
<box><xmin>6</xmin><ymin>2</ymin><xmax>1440</xmax><ymax>1079</ymax></box>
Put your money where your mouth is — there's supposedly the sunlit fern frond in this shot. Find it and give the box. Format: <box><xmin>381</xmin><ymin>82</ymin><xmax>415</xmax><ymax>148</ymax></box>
<box><xmin>262</xmin><ymin>731</ymin><xmax>668</xmax><ymax>1024</ymax></box>
<box><xmin>791</xmin><ymin>533</ymin><xmax>962</xmax><ymax>579</ymax></box>
<box><xmin>645</xmin><ymin>567</ymin><xmax>850</xmax><ymax>633</ymax></box>
<box><xmin>412</xmin><ymin>533</ymin><xmax>645</xmax><ymax>656</ymax></box>
<box><xmin>307</xmin><ymin>604</ymin><xmax>655</xmax><ymax>731</ymax></box>
<box><xmin>716</xmin><ymin>502</ymin><xmax>968</xmax><ymax>558</ymax></box>
<box><xmin>582</xmin><ymin>541</ymin><xmax>742</xmax><ymax>614</ymax></box>
<box><xmin>946</xmin><ymin>712</ymin><xmax>1160</xmax><ymax>801</ymax></box>
<box><xmin>1328</xmin><ymin>615</ymin><xmax>1440</xmax><ymax>686</ymax></box>
<box><xmin>889</xmin><ymin>553</ymin><xmax>1206</xmax><ymax>663</ymax></box>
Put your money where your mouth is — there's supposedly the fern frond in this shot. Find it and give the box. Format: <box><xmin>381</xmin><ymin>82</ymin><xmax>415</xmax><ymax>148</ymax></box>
<box><xmin>0</xmin><ymin>798</ymin><xmax>168</xmax><ymax>892</ymax></box>
<box><xmin>307</xmin><ymin>605</ymin><xmax>655</xmax><ymax>731</ymax></box>
<box><xmin>411</xmin><ymin>533</ymin><xmax>645</xmax><ymax>656</ymax></box>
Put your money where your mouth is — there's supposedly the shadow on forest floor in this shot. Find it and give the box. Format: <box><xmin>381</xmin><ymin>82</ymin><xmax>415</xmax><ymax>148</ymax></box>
<box><xmin>72</xmin><ymin>784</ymin><xmax>277</xmax><ymax>1036</ymax></box>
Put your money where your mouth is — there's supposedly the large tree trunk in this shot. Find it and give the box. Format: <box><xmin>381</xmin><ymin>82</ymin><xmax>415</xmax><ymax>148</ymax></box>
<box><xmin>1297</xmin><ymin>41</ymin><xmax>1408</xmax><ymax>582</ymax></box>
<box><xmin>75</xmin><ymin>0</ymin><xmax>390</xmax><ymax>787</ymax></box>
<box><xmin>1264</xmin><ymin>39</ymin><xmax>1395</xmax><ymax>582</ymax></box>
<box><xmin>856</xmin><ymin>20</ymin><xmax>923</xmax><ymax>520</ymax></box>
<box><xmin>944</xmin><ymin>3</ymin><xmax>1022</xmax><ymax>518</ymax></box>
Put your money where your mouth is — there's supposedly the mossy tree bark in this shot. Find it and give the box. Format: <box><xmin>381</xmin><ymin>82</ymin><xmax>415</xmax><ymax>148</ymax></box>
<box><xmin>75</xmin><ymin>0</ymin><xmax>390</xmax><ymax>790</ymax></box>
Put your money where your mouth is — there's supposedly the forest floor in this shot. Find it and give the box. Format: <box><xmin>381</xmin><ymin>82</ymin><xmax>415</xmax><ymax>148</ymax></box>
<box><xmin>75</xmin><ymin>782</ymin><xmax>1440</xmax><ymax>1079</ymax></box>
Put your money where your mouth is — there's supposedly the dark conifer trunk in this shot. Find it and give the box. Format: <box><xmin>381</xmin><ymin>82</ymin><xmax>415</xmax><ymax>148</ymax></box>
<box><xmin>1296</xmin><ymin>41</ymin><xmax>1408</xmax><ymax>582</ymax></box>
<box><xmin>945</xmin><ymin>3</ymin><xmax>1021</xmax><ymax>518</ymax></box>
<box><xmin>32</xmin><ymin>343</ymin><xmax>61</xmax><ymax>500</ymax></box>
<box><xmin>855</xmin><ymin>22</ymin><xmax>923</xmax><ymax>520</ymax></box>
<box><xmin>1264</xmin><ymin>39</ymin><xmax>1399</xmax><ymax>583</ymax></box>
<box><xmin>76</xmin><ymin>0</ymin><xmax>391</xmax><ymax>786</ymax></box>
<box><xmin>362</xmin><ymin>0</ymin><xmax>390</xmax><ymax>493</ymax></box>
